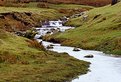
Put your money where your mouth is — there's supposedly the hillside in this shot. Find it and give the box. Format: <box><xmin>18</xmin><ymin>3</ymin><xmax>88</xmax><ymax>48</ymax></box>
<box><xmin>0</xmin><ymin>0</ymin><xmax>112</xmax><ymax>7</ymax></box>
<box><xmin>0</xmin><ymin>3</ymin><xmax>94</xmax><ymax>32</ymax></box>
<box><xmin>47</xmin><ymin>0</ymin><xmax>111</xmax><ymax>7</ymax></box>
<box><xmin>0</xmin><ymin>29</ymin><xmax>90</xmax><ymax>81</ymax></box>
<box><xmin>44</xmin><ymin>2</ymin><xmax>121</xmax><ymax>55</ymax></box>
<box><xmin>0</xmin><ymin>7</ymin><xmax>63</xmax><ymax>31</ymax></box>
<box><xmin>0</xmin><ymin>2</ymin><xmax>92</xmax><ymax>82</ymax></box>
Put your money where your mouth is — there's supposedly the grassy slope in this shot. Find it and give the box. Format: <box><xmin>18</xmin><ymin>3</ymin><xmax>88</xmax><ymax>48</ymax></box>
<box><xmin>0</xmin><ymin>6</ymin><xmax>62</xmax><ymax>19</ymax></box>
<box><xmin>47</xmin><ymin>0</ymin><xmax>111</xmax><ymax>7</ymax></box>
<box><xmin>24</xmin><ymin>2</ymin><xmax>94</xmax><ymax>9</ymax></box>
<box><xmin>25</xmin><ymin>2</ymin><xmax>94</xmax><ymax>16</ymax></box>
<box><xmin>0</xmin><ymin>6</ymin><xmax>63</xmax><ymax>31</ymax></box>
<box><xmin>0</xmin><ymin>29</ymin><xmax>90</xmax><ymax>81</ymax></box>
<box><xmin>45</xmin><ymin>3</ymin><xmax>121</xmax><ymax>55</ymax></box>
<box><xmin>0</xmin><ymin>4</ymin><xmax>92</xmax><ymax>81</ymax></box>
<box><xmin>47</xmin><ymin>3</ymin><xmax>94</xmax><ymax>9</ymax></box>
<box><xmin>0</xmin><ymin>3</ymin><xmax>94</xmax><ymax>31</ymax></box>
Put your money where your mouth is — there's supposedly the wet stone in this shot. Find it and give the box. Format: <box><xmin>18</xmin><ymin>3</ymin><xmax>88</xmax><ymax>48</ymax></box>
<box><xmin>84</xmin><ymin>54</ymin><xmax>94</xmax><ymax>58</ymax></box>
<box><xmin>73</xmin><ymin>48</ymin><xmax>80</xmax><ymax>51</ymax></box>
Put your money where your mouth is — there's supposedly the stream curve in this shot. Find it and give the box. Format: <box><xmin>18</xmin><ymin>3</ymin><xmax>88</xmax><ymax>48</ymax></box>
<box><xmin>42</xmin><ymin>41</ymin><xmax>121</xmax><ymax>82</ymax></box>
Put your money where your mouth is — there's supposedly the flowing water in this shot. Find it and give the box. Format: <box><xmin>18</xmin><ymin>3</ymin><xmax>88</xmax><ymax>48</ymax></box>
<box><xmin>42</xmin><ymin>41</ymin><xmax>121</xmax><ymax>82</ymax></box>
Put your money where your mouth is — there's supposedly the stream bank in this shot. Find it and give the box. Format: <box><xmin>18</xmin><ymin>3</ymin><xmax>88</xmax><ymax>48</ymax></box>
<box><xmin>41</xmin><ymin>41</ymin><xmax>121</xmax><ymax>82</ymax></box>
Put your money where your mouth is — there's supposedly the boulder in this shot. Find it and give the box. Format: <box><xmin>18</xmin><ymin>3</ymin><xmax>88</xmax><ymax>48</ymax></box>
<box><xmin>73</xmin><ymin>48</ymin><xmax>80</xmax><ymax>51</ymax></box>
<box><xmin>84</xmin><ymin>55</ymin><xmax>94</xmax><ymax>58</ymax></box>
<box><xmin>46</xmin><ymin>45</ymin><xmax>53</xmax><ymax>49</ymax></box>
<box><xmin>49</xmin><ymin>44</ymin><xmax>54</xmax><ymax>46</ymax></box>
<box><xmin>39</xmin><ymin>40</ymin><xmax>43</xmax><ymax>45</ymax></box>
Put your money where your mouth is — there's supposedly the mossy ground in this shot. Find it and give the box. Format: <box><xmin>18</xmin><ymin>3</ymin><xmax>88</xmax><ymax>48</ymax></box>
<box><xmin>44</xmin><ymin>3</ymin><xmax>121</xmax><ymax>55</ymax></box>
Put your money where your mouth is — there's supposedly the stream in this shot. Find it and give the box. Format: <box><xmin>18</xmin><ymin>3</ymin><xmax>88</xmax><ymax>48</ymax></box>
<box><xmin>41</xmin><ymin>41</ymin><xmax>121</xmax><ymax>82</ymax></box>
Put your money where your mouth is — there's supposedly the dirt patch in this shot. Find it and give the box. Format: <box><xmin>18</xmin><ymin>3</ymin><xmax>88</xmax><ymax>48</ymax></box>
<box><xmin>0</xmin><ymin>12</ymin><xmax>42</xmax><ymax>32</ymax></box>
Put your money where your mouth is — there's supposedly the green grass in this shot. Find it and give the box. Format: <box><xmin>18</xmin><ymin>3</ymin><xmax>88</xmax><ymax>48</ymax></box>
<box><xmin>48</xmin><ymin>3</ymin><xmax>94</xmax><ymax>9</ymax></box>
<box><xmin>44</xmin><ymin>3</ymin><xmax>121</xmax><ymax>55</ymax></box>
<box><xmin>0</xmin><ymin>3</ymin><xmax>93</xmax><ymax>23</ymax></box>
<box><xmin>0</xmin><ymin>3</ymin><xmax>94</xmax><ymax>20</ymax></box>
<box><xmin>0</xmin><ymin>6</ymin><xmax>63</xmax><ymax>30</ymax></box>
<box><xmin>0</xmin><ymin>29</ymin><xmax>90</xmax><ymax>81</ymax></box>
<box><xmin>25</xmin><ymin>2</ymin><xmax>38</xmax><ymax>8</ymax></box>
<box><xmin>0</xmin><ymin>6</ymin><xmax>59</xmax><ymax>14</ymax></box>
<box><xmin>0</xmin><ymin>6</ymin><xmax>63</xmax><ymax>22</ymax></box>
<box><xmin>0</xmin><ymin>3</ymin><xmax>96</xmax><ymax>81</ymax></box>
<box><xmin>24</xmin><ymin>2</ymin><xmax>94</xmax><ymax>9</ymax></box>
<box><xmin>0</xmin><ymin>3</ymin><xmax>95</xmax><ymax>32</ymax></box>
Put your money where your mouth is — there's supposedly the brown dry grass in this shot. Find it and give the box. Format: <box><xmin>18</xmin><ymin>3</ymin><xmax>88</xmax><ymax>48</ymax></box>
<box><xmin>47</xmin><ymin>0</ymin><xmax>111</xmax><ymax>6</ymax></box>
